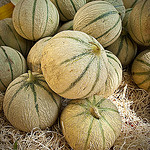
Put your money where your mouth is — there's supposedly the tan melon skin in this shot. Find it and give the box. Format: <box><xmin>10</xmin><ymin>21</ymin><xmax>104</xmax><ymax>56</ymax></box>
<box><xmin>0</xmin><ymin>46</ymin><xmax>27</xmax><ymax>92</ymax></box>
<box><xmin>60</xmin><ymin>95</ymin><xmax>122</xmax><ymax>150</ymax></box>
<box><xmin>12</xmin><ymin>0</ymin><xmax>59</xmax><ymax>41</ymax></box>
<box><xmin>50</xmin><ymin>0</ymin><xmax>86</xmax><ymax>21</ymax></box>
<box><xmin>131</xmin><ymin>49</ymin><xmax>150</xmax><ymax>92</ymax></box>
<box><xmin>128</xmin><ymin>0</ymin><xmax>150</xmax><ymax>46</ymax></box>
<box><xmin>27</xmin><ymin>37</ymin><xmax>51</xmax><ymax>74</ymax></box>
<box><xmin>41</xmin><ymin>30</ymin><xmax>109</xmax><ymax>99</ymax></box>
<box><xmin>73</xmin><ymin>1</ymin><xmax>122</xmax><ymax>48</ymax></box>
<box><xmin>3</xmin><ymin>72</ymin><xmax>61</xmax><ymax>132</ymax></box>
<box><xmin>122</xmin><ymin>0</ymin><xmax>142</xmax><ymax>9</ymax></box>
<box><xmin>98</xmin><ymin>50</ymin><xmax>122</xmax><ymax>97</ymax></box>
<box><xmin>107</xmin><ymin>31</ymin><xmax>137</xmax><ymax>66</ymax></box>
<box><xmin>0</xmin><ymin>18</ymin><xmax>32</xmax><ymax>57</ymax></box>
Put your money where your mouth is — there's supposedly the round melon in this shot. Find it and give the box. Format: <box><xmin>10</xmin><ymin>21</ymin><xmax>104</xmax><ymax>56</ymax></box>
<box><xmin>0</xmin><ymin>46</ymin><xmax>27</xmax><ymax>92</ymax></box>
<box><xmin>107</xmin><ymin>30</ymin><xmax>137</xmax><ymax>66</ymax></box>
<box><xmin>50</xmin><ymin>0</ymin><xmax>86</xmax><ymax>21</ymax></box>
<box><xmin>122</xmin><ymin>0</ymin><xmax>142</xmax><ymax>9</ymax></box>
<box><xmin>12</xmin><ymin>0</ymin><xmax>59</xmax><ymax>41</ymax></box>
<box><xmin>41</xmin><ymin>30</ymin><xmax>109</xmax><ymax>99</ymax></box>
<box><xmin>128</xmin><ymin>0</ymin><xmax>150</xmax><ymax>46</ymax></box>
<box><xmin>3</xmin><ymin>71</ymin><xmax>61</xmax><ymax>132</ymax></box>
<box><xmin>58</xmin><ymin>20</ymin><xmax>73</xmax><ymax>32</ymax></box>
<box><xmin>131</xmin><ymin>49</ymin><xmax>150</xmax><ymax>92</ymax></box>
<box><xmin>98</xmin><ymin>50</ymin><xmax>122</xmax><ymax>97</ymax></box>
<box><xmin>27</xmin><ymin>37</ymin><xmax>52</xmax><ymax>74</ymax></box>
<box><xmin>60</xmin><ymin>95</ymin><xmax>122</xmax><ymax>150</ymax></box>
<box><xmin>0</xmin><ymin>18</ymin><xmax>32</xmax><ymax>57</ymax></box>
<box><xmin>73</xmin><ymin>1</ymin><xmax>122</xmax><ymax>47</ymax></box>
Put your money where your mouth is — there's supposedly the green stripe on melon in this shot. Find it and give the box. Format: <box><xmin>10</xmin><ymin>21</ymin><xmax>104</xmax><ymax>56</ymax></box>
<box><xmin>73</xmin><ymin>1</ymin><xmax>122</xmax><ymax>47</ymax></box>
<box><xmin>12</xmin><ymin>0</ymin><xmax>59</xmax><ymax>41</ymax></box>
<box><xmin>131</xmin><ymin>49</ymin><xmax>150</xmax><ymax>92</ymax></box>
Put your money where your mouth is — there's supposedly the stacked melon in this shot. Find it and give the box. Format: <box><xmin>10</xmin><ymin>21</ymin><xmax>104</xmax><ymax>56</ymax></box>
<box><xmin>0</xmin><ymin>0</ymin><xmax>150</xmax><ymax>149</ymax></box>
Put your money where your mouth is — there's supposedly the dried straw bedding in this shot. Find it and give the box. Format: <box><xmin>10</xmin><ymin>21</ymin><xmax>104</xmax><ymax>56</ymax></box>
<box><xmin>0</xmin><ymin>69</ymin><xmax>149</xmax><ymax>150</ymax></box>
<box><xmin>0</xmin><ymin>1</ymin><xmax>150</xmax><ymax>150</ymax></box>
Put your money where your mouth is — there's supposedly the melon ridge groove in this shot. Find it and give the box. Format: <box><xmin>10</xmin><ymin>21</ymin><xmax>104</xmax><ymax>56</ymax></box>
<box><xmin>124</xmin><ymin>36</ymin><xmax>129</xmax><ymax>64</ymax></box>
<box><xmin>131</xmin><ymin>0</ymin><xmax>139</xmax><ymax>8</ymax></box>
<box><xmin>1</xmin><ymin>47</ymin><xmax>13</xmax><ymax>81</ymax></box>
<box><xmin>136</xmin><ymin>59</ymin><xmax>150</xmax><ymax>67</ymax></box>
<box><xmin>32</xmin><ymin>0</ymin><xmax>37</xmax><ymax>41</ymax></box>
<box><xmin>0</xmin><ymin>79</ymin><xmax>7</xmax><ymax>89</ymax></box>
<box><xmin>96</xmin><ymin>17</ymin><xmax>121</xmax><ymax>40</ymax></box>
<box><xmin>81</xmin><ymin>11</ymin><xmax>118</xmax><ymax>30</ymax></box>
<box><xmin>3</xmin><ymin>19</ymin><xmax>23</xmax><ymax>55</ymax></box>
<box><xmin>59</xmin><ymin>56</ymin><xmax>96</xmax><ymax>95</ymax></box>
<box><xmin>116</xmin><ymin>36</ymin><xmax>124</xmax><ymax>57</ymax></box>
<box><xmin>0</xmin><ymin>35</ymin><xmax>6</xmax><ymax>45</ymax></box>
<box><xmin>137</xmin><ymin>76</ymin><xmax>150</xmax><ymax>86</ymax></box>
<box><xmin>70</xmin><ymin>0</ymin><xmax>77</xmax><ymax>13</ymax></box>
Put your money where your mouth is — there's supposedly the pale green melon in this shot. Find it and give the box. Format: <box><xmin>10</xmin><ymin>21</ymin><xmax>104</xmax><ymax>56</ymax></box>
<box><xmin>0</xmin><ymin>46</ymin><xmax>27</xmax><ymax>92</ymax></box>
<box><xmin>58</xmin><ymin>20</ymin><xmax>73</xmax><ymax>32</ymax></box>
<box><xmin>27</xmin><ymin>37</ymin><xmax>52</xmax><ymax>74</ymax></box>
<box><xmin>60</xmin><ymin>95</ymin><xmax>122</xmax><ymax>150</ymax></box>
<box><xmin>12</xmin><ymin>0</ymin><xmax>59</xmax><ymax>41</ymax></box>
<box><xmin>0</xmin><ymin>18</ymin><xmax>32</xmax><ymax>57</ymax></box>
<box><xmin>3</xmin><ymin>71</ymin><xmax>61</xmax><ymax>132</ymax></box>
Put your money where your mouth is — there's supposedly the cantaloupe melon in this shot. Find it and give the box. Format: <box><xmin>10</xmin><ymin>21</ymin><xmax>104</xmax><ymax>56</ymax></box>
<box><xmin>60</xmin><ymin>95</ymin><xmax>122</xmax><ymax>150</ymax></box>
<box><xmin>3</xmin><ymin>71</ymin><xmax>61</xmax><ymax>132</ymax></box>
<box><xmin>73</xmin><ymin>1</ymin><xmax>122</xmax><ymax>47</ymax></box>
<box><xmin>41</xmin><ymin>30</ymin><xmax>109</xmax><ymax>99</ymax></box>
<box><xmin>27</xmin><ymin>37</ymin><xmax>51</xmax><ymax>74</ymax></box>
<box><xmin>128</xmin><ymin>0</ymin><xmax>150</xmax><ymax>46</ymax></box>
<box><xmin>58</xmin><ymin>20</ymin><xmax>73</xmax><ymax>32</ymax></box>
<box><xmin>122</xmin><ymin>0</ymin><xmax>142</xmax><ymax>9</ymax></box>
<box><xmin>0</xmin><ymin>18</ymin><xmax>32</xmax><ymax>57</ymax></box>
<box><xmin>50</xmin><ymin>0</ymin><xmax>86</xmax><ymax>21</ymax></box>
<box><xmin>12</xmin><ymin>0</ymin><xmax>59</xmax><ymax>41</ymax></box>
<box><xmin>0</xmin><ymin>46</ymin><xmax>27</xmax><ymax>92</ymax></box>
<box><xmin>131</xmin><ymin>49</ymin><xmax>150</xmax><ymax>92</ymax></box>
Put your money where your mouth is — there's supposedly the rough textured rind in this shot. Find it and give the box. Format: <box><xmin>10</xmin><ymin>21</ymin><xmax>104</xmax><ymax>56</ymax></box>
<box><xmin>131</xmin><ymin>49</ymin><xmax>150</xmax><ymax>92</ymax></box>
<box><xmin>107</xmin><ymin>30</ymin><xmax>137</xmax><ymax>66</ymax></box>
<box><xmin>27</xmin><ymin>37</ymin><xmax>51</xmax><ymax>74</ymax></box>
<box><xmin>122</xmin><ymin>0</ymin><xmax>142</xmax><ymax>9</ymax></box>
<box><xmin>3</xmin><ymin>72</ymin><xmax>61</xmax><ymax>132</ymax></box>
<box><xmin>0</xmin><ymin>18</ymin><xmax>32</xmax><ymax>57</ymax></box>
<box><xmin>60</xmin><ymin>95</ymin><xmax>122</xmax><ymax>150</ymax></box>
<box><xmin>0</xmin><ymin>46</ymin><xmax>27</xmax><ymax>92</ymax></box>
<box><xmin>128</xmin><ymin>0</ymin><xmax>150</xmax><ymax>46</ymax></box>
<box><xmin>50</xmin><ymin>0</ymin><xmax>86</xmax><ymax>21</ymax></box>
<box><xmin>12</xmin><ymin>0</ymin><xmax>59</xmax><ymax>41</ymax></box>
<box><xmin>73</xmin><ymin>1</ymin><xmax>122</xmax><ymax>47</ymax></box>
<box><xmin>41</xmin><ymin>30</ymin><xmax>109</xmax><ymax>99</ymax></box>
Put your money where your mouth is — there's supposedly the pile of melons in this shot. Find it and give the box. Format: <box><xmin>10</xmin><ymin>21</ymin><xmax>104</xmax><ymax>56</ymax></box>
<box><xmin>0</xmin><ymin>0</ymin><xmax>149</xmax><ymax>149</ymax></box>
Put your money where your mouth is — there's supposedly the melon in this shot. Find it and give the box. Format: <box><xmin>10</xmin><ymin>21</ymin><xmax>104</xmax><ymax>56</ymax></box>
<box><xmin>60</xmin><ymin>95</ymin><xmax>122</xmax><ymax>150</ymax></box>
<box><xmin>50</xmin><ymin>0</ymin><xmax>86</xmax><ymax>21</ymax></box>
<box><xmin>0</xmin><ymin>18</ymin><xmax>32</xmax><ymax>57</ymax></box>
<box><xmin>3</xmin><ymin>71</ymin><xmax>61</xmax><ymax>132</ymax></box>
<box><xmin>27</xmin><ymin>37</ymin><xmax>51</xmax><ymax>74</ymax></box>
<box><xmin>0</xmin><ymin>46</ymin><xmax>27</xmax><ymax>92</ymax></box>
<box><xmin>131</xmin><ymin>49</ymin><xmax>150</xmax><ymax>92</ymax></box>
<box><xmin>122</xmin><ymin>0</ymin><xmax>142</xmax><ymax>9</ymax></box>
<box><xmin>107</xmin><ymin>29</ymin><xmax>137</xmax><ymax>66</ymax></box>
<box><xmin>98</xmin><ymin>50</ymin><xmax>122</xmax><ymax>97</ymax></box>
<box><xmin>58</xmin><ymin>20</ymin><xmax>73</xmax><ymax>32</ymax></box>
<box><xmin>128</xmin><ymin>0</ymin><xmax>150</xmax><ymax>46</ymax></box>
<box><xmin>12</xmin><ymin>0</ymin><xmax>59</xmax><ymax>41</ymax></box>
<box><xmin>41</xmin><ymin>30</ymin><xmax>109</xmax><ymax>99</ymax></box>
<box><xmin>10</xmin><ymin>0</ymin><xmax>20</xmax><ymax>5</ymax></box>
<box><xmin>73</xmin><ymin>1</ymin><xmax>122</xmax><ymax>47</ymax></box>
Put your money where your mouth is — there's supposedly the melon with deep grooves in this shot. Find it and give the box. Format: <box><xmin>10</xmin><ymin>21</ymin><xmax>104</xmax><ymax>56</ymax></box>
<box><xmin>131</xmin><ymin>49</ymin><xmax>150</xmax><ymax>92</ymax></box>
<box><xmin>27</xmin><ymin>37</ymin><xmax>52</xmax><ymax>74</ymax></box>
<box><xmin>58</xmin><ymin>20</ymin><xmax>73</xmax><ymax>32</ymax></box>
<box><xmin>60</xmin><ymin>95</ymin><xmax>122</xmax><ymax>150</ymax></box>
<box><xmin>122</xmin><ymin>0</ymin><xmax>142</xmax><ymax>9</ymax></box>
<box><xmin>73</xmin><ymin>1</ymin><xmax>122</xmax><ymax>47</ymax></box>
<box><xmin>107</xmin><ymin>30</ymin><xmax>137</xmax><ymax>66</ymax></box>
<box><xmin>0</xmin><ymin>18</ymin><xmax>32</xmax><ymax>57</ymax></box>
<box><xmin>3</xmin><ymin>71</ymin><xmax>61</xmax><ymax>132</ymax></box>
<box><xmin>98</xmin><ymin>50</ymin><xmax>122</xmax><ymax>97</ymax></box>
<box><xmin>128</xmin><ymin>0</ymin><xmax>150</xmax><ymax>46</ymax></box>
<box><xmin>0</xmin><ymin>46</ymin><xmax>27</xmax><ymax>92</ymax></box>
<box><xmin>12</xmin><ymin>0</ymin><xmax>59</xmax><ymax>41</ymax></box>
<box><xmin>50</xmin><ymin>0</ymin><xmax>86</xmax><ymax>21</ymax></box>
<box><xmin>41</xmin><ymin>30</ymin><xmax>109</xmax><ymax>99</ymax></box>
